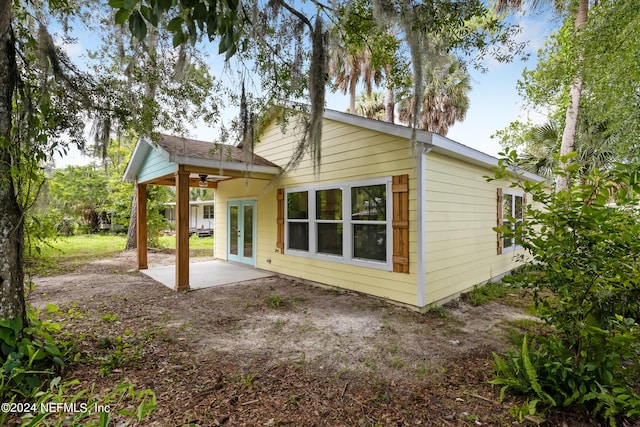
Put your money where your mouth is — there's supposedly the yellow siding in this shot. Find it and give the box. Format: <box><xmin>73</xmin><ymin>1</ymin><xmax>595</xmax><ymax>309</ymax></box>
<box><xmin>216</xmin><ymin>115</ymin><xmax>534</xmax><ymax>309</ymax></box>
<box><xmin>423</xmin><ymin>152</ymin><xmax>523</xmax><ymax>304</ymax></box>
<box><xmin>233</xmin><ymin>117</ymin><xmax>420</xmax><ymax>306</ymax></box>
<box><xmin>213</xmin><ymin>177</ymin><xmax>270</xmax><ymax>259</ymax></box>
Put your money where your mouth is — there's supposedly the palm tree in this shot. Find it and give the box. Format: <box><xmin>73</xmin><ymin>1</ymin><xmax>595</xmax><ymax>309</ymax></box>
<box><xmin>354</xmin><ymin>91</ymin><xmax>386</xmax><ymax>120</ymax></box>
<box><xmin>518</xmin><ymin>119</ymin><xmax>616</xmax><ymax>181</ymax></box>
<box><xmin>397</xmin><ymin>57</ymin><xmax>471</xmax><ymax>136</ymax></box>
<box><xmin>328</xmin><ymin>43</ymin><xmax>381</xmax><ymax>115</ymax></box>
<box><xmin>496</xmin><ymin>0</ymin><xmax>590</xmax><ymax>191</ymax></box>
<box><xmin>520</xmin><ymin>121</ymin><xmax>560</xmax><ymax>179</ymax></box>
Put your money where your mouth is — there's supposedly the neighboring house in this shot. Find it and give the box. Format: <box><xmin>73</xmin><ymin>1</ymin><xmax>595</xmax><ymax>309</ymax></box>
<box><xmin>164</xmin><ymin>200</ymin><xmax>215</xmax><ymax>235</ymax></box>
<box><xmin>123</xmin><ymin>110</ymin><xmax>545</xmax><ymax>310</ymax></box>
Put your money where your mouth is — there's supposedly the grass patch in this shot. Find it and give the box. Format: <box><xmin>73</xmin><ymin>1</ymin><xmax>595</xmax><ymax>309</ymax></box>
<box><xmin>156</xmin><ymin>235</ymin><xmax>213</xmax><ymax>251</ymax></box>
<box><xmin>264</xmin><ymin>295</ymin><xmax>285</xmax><ymax>308</ymax></box>
<box><xmin>465</xmin><ymin>281</ymin><xmax>512</xmax><ymax>306</ymax></box>
<box><xmin>40</xmin><ymin>234</ymin><xmax>126</xmax><ymax>258</ymax></box>
<box><xmin>26</xmin><ymin>234</ymin><xmax>128</xmax><ymax>275</ymax></box>
<box><xmin>426</xmin><ymin>305</ymin><xmax>449</xmax><ymax>318</ymax></box>
<box><xmin>26</xmin><ymin>234</ymin><xmax>214</xmax><ymax>275</ymax></box>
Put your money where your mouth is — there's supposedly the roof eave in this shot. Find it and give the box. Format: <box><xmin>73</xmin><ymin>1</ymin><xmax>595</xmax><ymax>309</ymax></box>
<box><xmin>323</xmin><ymin>109</ymin><xmax>547</xmax><ymax>184</ymax></box>
<box><xmin>172</xmin><ymin>155</ymin><xmax>281</xmax><ymax>176</ymax></box>
<box><xmin>123</xmin><ymin>138</ymin><xmax>152</xmax><ymax>182</ymax></box>
<box><xmin>323</xmin><ymin>109</ymin><xmax>434</xmax><ymax>145</ymax></box>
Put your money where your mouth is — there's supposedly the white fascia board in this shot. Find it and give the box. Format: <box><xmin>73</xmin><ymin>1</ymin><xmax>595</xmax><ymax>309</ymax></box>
<box><xmin>428</xmin><ymin>135</ymin><xmax>548</xmax><ymax>184</ymax></box>
<box><xmin>123</xmin><ymin>138</ymin><xmax>152</xmax><ymax>182</ymax></box>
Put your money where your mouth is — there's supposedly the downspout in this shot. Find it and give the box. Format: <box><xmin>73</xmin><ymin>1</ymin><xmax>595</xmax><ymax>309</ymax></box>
<box><xmin>416</xmin><ymin>143</ymin><xmax>431</xmax><ymax>307</ymax></box>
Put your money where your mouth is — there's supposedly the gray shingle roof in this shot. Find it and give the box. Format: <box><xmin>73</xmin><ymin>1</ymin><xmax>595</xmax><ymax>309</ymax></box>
<box><xmin>157</xmin><ymin>134</ymin><xmax>278</xmax><ymax>168</ymax></box>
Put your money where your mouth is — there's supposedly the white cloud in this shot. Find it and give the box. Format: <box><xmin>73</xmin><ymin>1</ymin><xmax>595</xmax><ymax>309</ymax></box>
<box><xmin>58</xmin><ymin>39</ymin><xmax>84</xmax><ymax>60</ymax></box>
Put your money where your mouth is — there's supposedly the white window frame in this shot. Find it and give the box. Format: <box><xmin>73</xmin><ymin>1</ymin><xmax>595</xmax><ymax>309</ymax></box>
<box><xmin>285</xmin><ymin>177</ymin><xmax>393</xmax><ymax>271</ymax></box>
<box><xmin>501</xmin><ymin>189</ymin><xmax>525</xmax><ymax>252</ymax></box>
<box><xmin>203</xmin><ymin>204</ymin><xmax>214</xmax><ymax>219</ymax></box>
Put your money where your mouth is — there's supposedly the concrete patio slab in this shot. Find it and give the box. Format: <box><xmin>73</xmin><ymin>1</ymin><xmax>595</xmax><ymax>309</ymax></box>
<box><xmin>141</xmin><ymin>260</ymin><xmax>275</xmax><ymax>290</ymax></box>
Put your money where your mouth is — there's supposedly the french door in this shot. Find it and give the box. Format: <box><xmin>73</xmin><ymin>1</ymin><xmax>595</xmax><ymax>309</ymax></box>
<box><xmin>227</xmin><ymin>200</ymin><xmax>256</xmax><ymax>265</ymax></box>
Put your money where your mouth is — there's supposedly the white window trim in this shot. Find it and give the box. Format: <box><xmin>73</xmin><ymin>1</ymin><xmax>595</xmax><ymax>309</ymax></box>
<box><xmin>285</xmin><ymin>177</ymin><xmax>393</xmax><ymax>271</ymax></box>
<box><xmin>501</xmin><ymin>188</ymin><xmax>524</xmax><ymax>252</ymax></box>
<box><xmin>203</xmin><ymin>205</ymin><xmax>214</xmax><ymax>219</ymax></box>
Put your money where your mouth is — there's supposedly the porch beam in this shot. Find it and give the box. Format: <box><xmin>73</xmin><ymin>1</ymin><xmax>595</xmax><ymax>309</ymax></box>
<box><xmin>182</xmin><ymin>165</ymin><xmax>276</xmax><ymax>181</ymax></box>
<box><xmin>138</xmin><ymin>175</ymin><xmax>219</xmax><ymax>188</ymax></box>
<box><xmin>174</xmin><ymin>166</ymin><xmax>190</xmax><ymax>291</ymax></box>
<box><xmin>136</xmin><ymin>182</ymin><xmax>148</xmax><ymax>269</ymax></box>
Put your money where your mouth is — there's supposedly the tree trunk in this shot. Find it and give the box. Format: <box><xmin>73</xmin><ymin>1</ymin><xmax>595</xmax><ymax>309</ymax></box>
<box><xmin>125</xmin><ymin>186</ymin><xmax>137</xmax><ymax>250</ymax></box>
<box><xmin>385</xmin><ymin>86</ymin><xmax>394</xmax><ymax>123</ymax></box>
<box><xmin>124</xmin><ymin>26</ymin><xmax>157</xmax><ymax>251</ymax></box>
<box><xmin>555</xmin><ymin>0</ymin><xmax>589</xmax><ymax>192</ymax></box>
<box><xmin>385</xmin><ymin>66</ymin><xmax>394</xmax><ymax>123</ymax></box>
<box><xmin>0</xmin><ymin>2</ymin><xmax>27</xmax><ymax>323</ymax></box>
<box><xmin>349</xmin><ymin>70</ymin><xmax>357</xmax><ymax>114</ymax></box>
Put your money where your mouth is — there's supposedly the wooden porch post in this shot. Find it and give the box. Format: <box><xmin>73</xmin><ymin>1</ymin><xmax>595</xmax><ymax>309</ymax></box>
<box><xmin>175</xmin><ymin>166</ymin><xmax>190</xmax><ymax>291</ymax></box>
<box><xmin>136</xmin><ymin>182</ymin><xmax>148</xmax><ymax>270</ymax></box>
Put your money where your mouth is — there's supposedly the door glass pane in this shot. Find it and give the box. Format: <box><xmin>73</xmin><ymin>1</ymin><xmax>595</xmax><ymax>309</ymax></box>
<box><xmin>317</xmin><ymin>223</ymin><xmax>343</xmax><ymax>255</ymax></box>
<box><xmin>316</xmin><ymin>189</ymin><xmax>342</xmax><ymax>220</ymax></box>
<box><xmin>229</xmin><ymin>205</ymin><xmax>238</xmax><ymax>256</ymax></box>
<box><xmin>243</xmin><ymin>204</ymin><xmax>253</xmax><ymax>258</ymax></box>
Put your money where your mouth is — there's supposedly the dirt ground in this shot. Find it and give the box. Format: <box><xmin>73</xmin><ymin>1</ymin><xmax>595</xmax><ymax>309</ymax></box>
<box><xmin>25</xmin><ymin>251</ymin><xmax>606</xmax><ymax>426</ymax></box>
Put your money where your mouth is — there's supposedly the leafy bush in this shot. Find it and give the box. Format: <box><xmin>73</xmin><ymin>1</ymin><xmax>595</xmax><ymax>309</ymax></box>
<box><xmin>0</xmin><ymin>306</ymin><xmax>156</xmax><ymax>426</ymax></box>
<box><xmin>489</xmin><ymin>153</ymin><xmax>640</xmax><ymax>425</ymax></box>
<box><xmin>15</xmin><ymin>377</ymin><xmax>156</xmax><ymax>427</ymax></box>
<box><xmin>0</xmin><ymin>309</ymin><xmax>68</xmax><ymax>401</ymax></box>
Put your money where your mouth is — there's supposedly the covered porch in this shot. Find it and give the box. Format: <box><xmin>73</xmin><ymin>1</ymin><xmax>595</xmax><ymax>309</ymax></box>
<box><xmin>141</xmin><ymin>259</ymin><xmax>275</xmax><ymax>290</ymax></box>
<box><xmin>123</xmin><ymin>134</ymin><xmax>280</xmax><ymax>291</ymax></box>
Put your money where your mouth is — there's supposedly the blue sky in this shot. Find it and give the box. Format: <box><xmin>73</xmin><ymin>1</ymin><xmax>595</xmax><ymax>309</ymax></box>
<box><xmin>446</xmin><ymin>7</ymin><xmax>559</xmax><ymax>156</ymax></box>
<box><xmin>56</xmin><ymin>3</ymin><xmax>560</xmax><ymax>167</ymax></box>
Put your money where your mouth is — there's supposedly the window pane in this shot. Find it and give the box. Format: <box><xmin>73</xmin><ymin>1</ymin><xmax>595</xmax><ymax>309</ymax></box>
<box><xmin>352</xmin><ymin>184</ymin><xmax>386</xmax><ymax>221</ymax></box>
<box><xmin>515</xmin><ymin>219</ymin><xmax>523</xmax><ymax>245</ymax></box>
<box><xmin>503</xmin><ymin>195</ymin><xmax>512</xmax><ymax>219</ymax></box>
<box><xmin>353</xmin><ymin>224</ymin><xmax>386</xmax><ymax>261</ymax></box>
<box><xmin>503</xmin><ymin>220</ymin><xmax>513</xmax><ymax>248</ymax></box>
<box><xmin>316</xmin><ymin>189</ymin><xmax>342</xmax><ymax>220</ymax></box>
<box><xmin>514</xmin><ymin>196</ymin><xmax>523</xmax><ymax>219</ymax></box>
<box><xmin>317</xmin><ymin>223</ymin><xmax>343</xmax><ymax>255</ymax></box>
<box><xmin>287</xmin><ymin>192</ymin><xmax>308</xmax><ymax>219</ymax></box>
<box><xmin>288</xmin><ymin>223</ymin><xmax>309</xmax><ymax>251</ymax></box>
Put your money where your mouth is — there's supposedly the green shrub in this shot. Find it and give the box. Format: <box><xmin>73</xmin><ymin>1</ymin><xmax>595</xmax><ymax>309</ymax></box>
<box><xmin>17</xmin><ymin>378</ymin><xmax>156</xmax><ymax>426</ymax></box>
<box><xmin>0</xmin><ymin>309</ymin><xmax>68</xmax><ymax>400</ymax></box>
<box><xmin>0</xmin><ymin>306</ymin><xmax>156</xmax><ymax>426</ymax></box>
<box><xmin>489</xmin><ymin>153</ymin><xmax>640</xmax><ymax>425</ymax></box>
